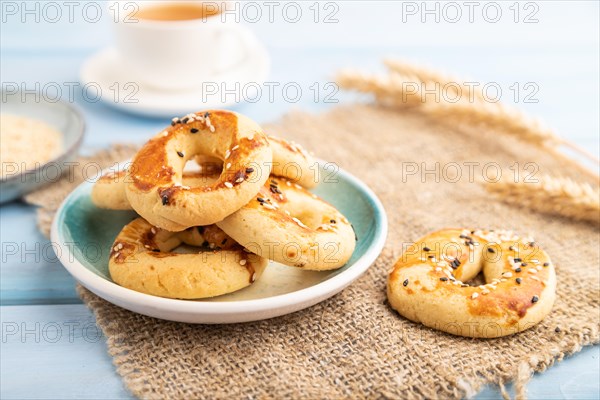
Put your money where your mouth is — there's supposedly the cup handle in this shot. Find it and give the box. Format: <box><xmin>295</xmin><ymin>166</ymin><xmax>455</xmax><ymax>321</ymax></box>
<box><xmin>212</xmin><ymin>25</ymin><xmax>257</xmax><ymax>74</ymax></box>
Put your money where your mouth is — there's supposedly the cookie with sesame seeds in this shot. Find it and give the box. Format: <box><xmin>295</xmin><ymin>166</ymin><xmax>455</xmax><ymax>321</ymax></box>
<box><xmin>387</xmin><ymin>229</ymin><xmax>556</xmax><ymax>338</ymax></box>
<box><xmin>108</xmin><ymin>218</ymin><xmax>267</xmax><ymax>299</ymax></box>
<box><xmin>216</xmin><ymin>176</ymin><xmax>356</xmax><ymax>270</ymax></box>
<box><xmin>125</xmin><ymin>110</ymin><xmax>272</xmax><ymax>231</ymax></box>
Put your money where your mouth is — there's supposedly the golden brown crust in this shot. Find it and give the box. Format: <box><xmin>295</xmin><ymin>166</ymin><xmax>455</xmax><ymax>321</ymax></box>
<box><xmin>387</xmin><ymin>229</ymin><xmax>556</xmax><ymax>338</ymax></box>
<box><xmin>108</xmin><ymin>218</ymin><xmax>268</xmax><ymax>299</ymax></box>
<box><xmin>125</xmin><ymin>110</ymin><xmax>272</xmax><ymax>231</ymax></box>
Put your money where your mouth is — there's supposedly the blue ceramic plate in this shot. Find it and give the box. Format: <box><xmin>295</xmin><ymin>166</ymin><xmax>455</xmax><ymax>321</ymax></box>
<box><xmin>51</xmin><ymin>163</ymin><xmax>387</xmax><ymax>323</ymax></box>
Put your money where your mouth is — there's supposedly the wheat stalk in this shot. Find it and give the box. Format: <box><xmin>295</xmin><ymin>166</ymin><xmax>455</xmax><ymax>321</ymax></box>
<box><xmin>337</xmin><ymin>60</ymin><xmax>599</xmax><ymax>167</ymax></box>
<box><xmin>336</xmin><ymin>69</ymin><xmax>422</xmax><ymax>108</ymax></box>
<box><xmin>485</xmin><ymin>175</ymin><xmax>600</xmax><ymax>225</ymax></box>
<box><xmin>384</xmin><ymin>59</ymin><xmax>486</xmax><ymax>102</ymax></box>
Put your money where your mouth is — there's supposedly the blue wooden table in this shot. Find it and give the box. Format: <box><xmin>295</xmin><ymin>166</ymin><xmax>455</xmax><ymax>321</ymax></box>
<box><xmin>1</xmin><ymin>2</ymin><xmax>599</xmax><ymax>398</ymax></box>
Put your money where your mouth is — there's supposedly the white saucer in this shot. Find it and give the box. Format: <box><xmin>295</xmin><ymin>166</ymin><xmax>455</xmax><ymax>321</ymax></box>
<box><xmin>80</xmin><ymin>42</ymin><xmax>270</xmax><ymax>118</ymax></box>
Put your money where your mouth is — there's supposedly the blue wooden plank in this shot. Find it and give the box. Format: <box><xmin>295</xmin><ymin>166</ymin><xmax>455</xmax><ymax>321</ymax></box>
<box><xmin>0</xmin><ymin>203</ymin><xmax>80</xmax><ymax>306</ymax></box>
<box><xmin>0</xmin><ymin>305</ymin><xmax>132</xmax><ymax>399</ymax></box>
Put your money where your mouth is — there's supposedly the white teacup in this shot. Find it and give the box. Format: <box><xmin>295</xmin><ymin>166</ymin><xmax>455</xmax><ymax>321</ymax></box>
<box><xmin>109</xmin><ymin>1</ymin><xmax>256</xmax><ymax>90</ymax></box>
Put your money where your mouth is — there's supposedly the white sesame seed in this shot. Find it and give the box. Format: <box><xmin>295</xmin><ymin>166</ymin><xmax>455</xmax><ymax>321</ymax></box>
<box><xmin>481</xmin><ymin>289</ymin><xmax>490</xmax><ymax>295</ymax></box>
<box><xmin>471</xmin><ymin>293</ymin><xmax>479</xmax><ymax>299</ymax></box>
<box><xmin>528</xmin><ymin>269</ymin><xmax>537</xmax><ymax>274</ymax></box>
<box><xmin>224</xmin><ymin>182</ymin><xmax>233</xmax><ymax>188</ymax></box>
<box><xmin>224</xmin><ymin>150</ymin><xmax>231</xmax><ymax>159</ymax></box>
<box><xmin>232</xmin><ymin>145</ymin><xmax>239</xmax><ymax>151</ymax></box>
<box><xmin>235</xmin><ymin>177</ymin><xmax>244</xmax><ymax>183</ymax></box>
<box><xmin>226</xmin><ymin>163</ymin><xmax>231</xmax><ymax>169</ymax></box>
<box><xmin>502</xmin><ymin>272</ymin><xmax>513</xmax><ymax>278</ymax></box>
<box><xmin>292</xmin><ymin>217</ymin><xmax>308</xmax><ymax>229</ymax></box>
<box><xmin>239</xmin><ymin>259</ymin><xmax>247</xmax><ymax>266</ymax></box>
<box><xmin>435</xmin><ymin>267</ymin><xmax>442</xmax><ymax>272</ymax></box>
<box><xmin>151</xmin><ymin>227</ymin><xmax>157</xmax><ymax>234</ymax></box>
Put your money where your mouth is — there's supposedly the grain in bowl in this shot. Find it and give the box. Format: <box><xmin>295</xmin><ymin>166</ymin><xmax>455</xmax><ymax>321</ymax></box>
<box><xmin>0</xmin><ymin>113</ymin><xmax>63</xmax><ymax>179</ymax></box>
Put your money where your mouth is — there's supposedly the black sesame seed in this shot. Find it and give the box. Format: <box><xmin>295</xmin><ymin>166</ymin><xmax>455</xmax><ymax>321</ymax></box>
<box><xmin>171</xmin><ymin>122</ymin><xmax>176</xmax><ymax>126</ymax></box>
<box><xmin>221</xmin><ymin>239</ymin><xmax>227</xmax><ymax>245</ymax></box>
<box><xmin>543</xmin><ymin>262</ymin><xmax>550</xmax><ymax>267</ymax></box>
<box><xmin>555</xmin><ymin>327</ymin><xmax>561</xmax><ymax>333</ymax></box>
<box><xmin>330</xmin><ymin>219</ymin><xmax>336</xmax><ymax>224</ymax></box>
<box><xmin>514</xmin><ymin>258</ymin><xmax>522</xmax><ymax>262</ymax></box>
<box><xmin>532</xmin><ymin>295</ymin><xmax>539</xmax><ymax>303</ymax></box>
<box><xmin>161</xmin><ymin>195</ymin><xmax>169</xmax><ymax>205</ymax></box>
<box><xmin>403</xmin><ymin>279</ymin><xmax>409</xmax><ymax>287</ymax></box>
<box><xmin>245</xmin><ymin>167</ymin><xmax>254</xmax><ymax>174</ymax></box>
<box><xmin>428</xmin><ymin>255</ymin><xmax>434</xmax><ymax>258</ymax></box>
<box><xmin>182</xmin><ymin>117</ymin><xmax>189</xmax><ymax>123</ymax></box>
<box><xmin>529</xmin><ymin>242</ymin><xmax>536</xmax><ymax>247</ymax></box>
<box><xmin>521</xmin><ymin>262</ymin><xmax>527</xmax><ymax>267</ymax></box>
<box><xmin>487</xmin><ymin>248</ymin><xmax>495</xmax><ymax>253</ymax></box>
<box><xmin>204</xmin><ymin>112</ymin><xmax>210</xmax><ymax>118</ymax></box>
<box><xmin>423</xmin><ymin>246</ymin><xmax>431</xmax><ymax>252</ymax></box>
<box><xmin>177</xmin><ymin>151</ymin><xmax>184</xmax><ymax>157</ymax></box>
<box><xmin>515</xmin><ymin>267</ymin><xmax>522</xmax><ymax>273</ymax></box>
<box><xmin>190</xmin><ymin>128</ymin><xmax>199</xmax><ymax>134</ymax></box>
<box><xmin>471</xmin><ymin>230</ymin><xmax>475</xmax><ymax>234</ymax></box>
<box><xmin>152</xmin><ymin>249</ymin><xmax>160</xmax><ymax>252</ymax></box>
<box><xmin>440</xmin><ymin>277</ymin><xmax>448</xmax><ymax>282</ymax></box>
<box><xmin>516</xmin><ymin>278</ymin><xmax>522</xmax><ymax>284</ymax></box>
<box><xmin>257</xmin><ymin>197</ymin><xmax>265</xmax><ymax>203</ymax></box>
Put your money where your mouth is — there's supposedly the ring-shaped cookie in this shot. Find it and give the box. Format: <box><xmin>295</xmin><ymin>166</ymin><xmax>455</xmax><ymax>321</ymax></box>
<box><xmin>387</xmin><ymin>229</ymin><xmax>556</xmax><ymax>338</ymax></box>
<box><xmin>125</xmin><ymin>110</ymin><xmax>272</xmax><ymax>231</ymax></box>
<box><xmin>109</xmin><ymin>218</ymin><xmax>268</xmax><ymax>299</ymax></box>
<box><xmin>217</xmin><ymin>177</ymin><xmax>356</xmax><ymax>270</ymax></box>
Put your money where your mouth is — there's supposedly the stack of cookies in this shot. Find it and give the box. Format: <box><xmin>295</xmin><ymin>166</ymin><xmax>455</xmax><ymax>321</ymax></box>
<box><xmin>92</xmin><ymin>110</ymin><xmax>356</xmax><ymax>299</ymax></box>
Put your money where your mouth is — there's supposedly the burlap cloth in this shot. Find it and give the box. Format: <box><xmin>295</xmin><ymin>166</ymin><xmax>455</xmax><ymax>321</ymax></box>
<box><xmin>25</xmin><ymin>104</ymin><xmax>599</xmax><ymax>399</ymax></box>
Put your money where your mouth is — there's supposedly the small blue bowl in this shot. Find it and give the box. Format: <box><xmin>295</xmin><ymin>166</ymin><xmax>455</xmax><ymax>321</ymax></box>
<box><xmin>1</xmin><ymin>91</ymin><xmax>85</xmax><ymax>204</ymax></box>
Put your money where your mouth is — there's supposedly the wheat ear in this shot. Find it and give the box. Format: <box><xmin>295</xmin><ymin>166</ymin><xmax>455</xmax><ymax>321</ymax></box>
<box><xmin>339</xmin><ymin>60</ymin><xmax>599</xmax><ymax>168</ymax></box>
<box><xmin>485</xmin><ymin>175</ymin><xmax>600</xmax><ymax>225</ymax></box>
